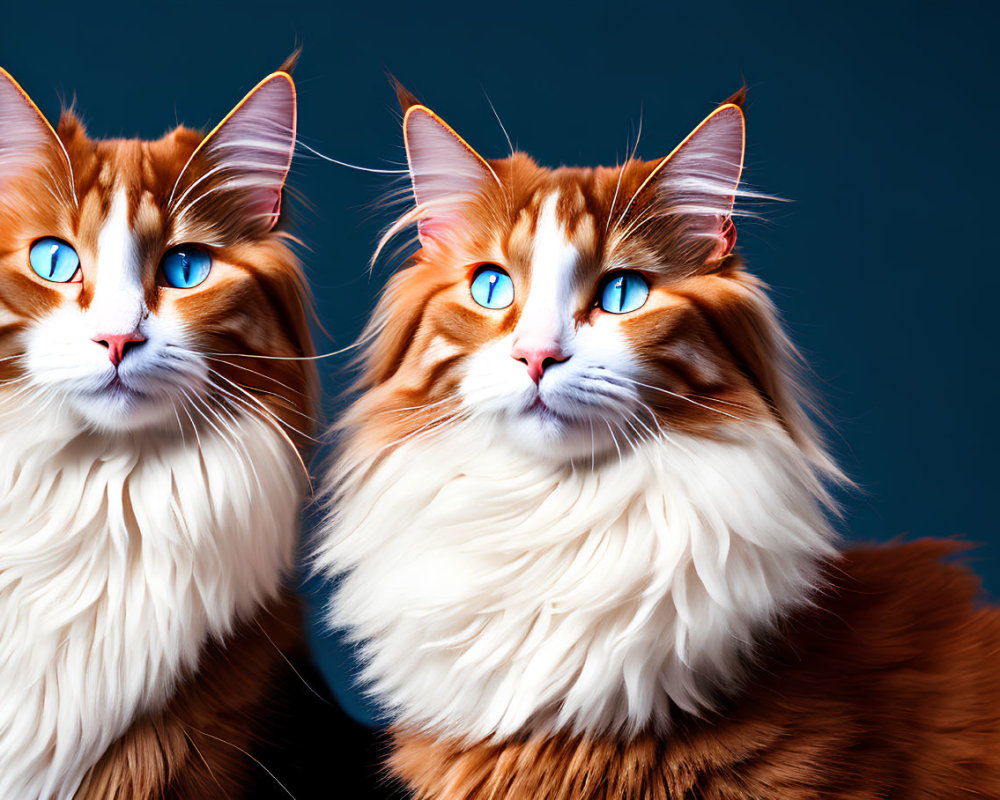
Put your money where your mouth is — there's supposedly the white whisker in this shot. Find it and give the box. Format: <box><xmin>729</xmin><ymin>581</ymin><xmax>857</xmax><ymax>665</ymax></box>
<box><xmin>201</xmin><ymin>356</ymin><xmax>308</xmax><ymax>399</ymax></box>
<box><xmin>204</xmin><ymin>368</ymin><xmax>312</xmax><ymax>488</ymax></box>
<box><xmin>205</xmin><ymin>368</ymin><xmax>318</xmax><ymax>443</ymax></box>
<box><xmin>483</xmin><ymin>90</ymin><xmax>514</xmax><ymax>156</ymax></box>
<box><xmin>296</xmin><ymin>140</ymin><xmax>409</xmax><ymax>174</ymax></box>
<box><xmin>615</xmin><ymin>375</ymin><xmax>745</xmax><ymax>422</ymax></box>
<box><xmin>180</xmin><ymin>345</ymin><xmax>356</xmax><ymax>362</ymax></box>
<box><xmin>606</xmin><ymin>109</ymin><xmax>643</xmax><ymax>234</ymax></box>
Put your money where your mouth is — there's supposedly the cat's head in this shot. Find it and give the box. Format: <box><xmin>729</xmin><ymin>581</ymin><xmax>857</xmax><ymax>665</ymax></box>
<box><xmin>347</xmin><ymin>89</ymin><xmax>832</xmax><ymax>472</ymax></box>
<box><xmin>0</xmin><ymin>65</ymin><xmax>315</xmax><ymax>437</ymax></box>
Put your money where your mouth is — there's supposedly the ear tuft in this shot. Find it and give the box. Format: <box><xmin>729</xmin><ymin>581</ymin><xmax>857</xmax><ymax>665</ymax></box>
<box><xmin>721</xmin><ymin>84</ymin><xmax>747</xmax><ymax>110</ymax></box>
<box><xmin>56</xmin><ymin>109</ymin><xmax>86</xmax><ymax>142</ymax></box>
<box><xmin>278</xmin><ymin>47</ymin><xmax>302</xmax><ymax>76</ymax></box>
<box><xmin>389</xmin><ymin>74</ymin><xmax>421</xmax><ymax>113</ymax></box>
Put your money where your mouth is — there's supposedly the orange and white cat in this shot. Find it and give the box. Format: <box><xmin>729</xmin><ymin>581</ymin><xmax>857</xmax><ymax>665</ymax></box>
<box><xmin>318</xmin><ymin>87</ymin><xmax>1000</xmax><ymax>798</ymax></box>
<box><xmin>0</xmin><ymin>62</ymin><xmax>316</xmax><ymax>798</ymax></box>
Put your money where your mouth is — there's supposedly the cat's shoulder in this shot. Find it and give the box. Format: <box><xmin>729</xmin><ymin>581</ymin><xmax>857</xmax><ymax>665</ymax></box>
<box><xmin>714</xmin><ymin>538</ymin><xmax>1000</xmax><ymax>797</ymax></box>
<box><xmin>800</xmin><ymin>538</ymin><xmax>1000</xmax><ymax>659</ymax></box>
<box><xmin>763</xmin><ymin>538</ymin><xmax>1000</xmax><ymax>719</ymax></box>
<box><xmin>667</xmin><ymin>540</ymin><xmax>1000</xmax><ymax>796</ymax></box>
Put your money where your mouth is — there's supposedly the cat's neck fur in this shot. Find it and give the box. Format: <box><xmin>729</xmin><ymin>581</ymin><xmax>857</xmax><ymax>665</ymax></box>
<box><xmin>0</xmin><ymin>391</ymin><xmax>303</xmax><ymax>800</ymax></box>
<box><xmin>325</xmin><ymin>421</ymin><xmax>836</xmax><ymax>743</ymax></box>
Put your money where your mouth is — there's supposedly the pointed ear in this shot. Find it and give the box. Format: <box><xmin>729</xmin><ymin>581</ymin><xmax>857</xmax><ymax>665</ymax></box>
<box><xmin>642</xmin><ymin>103</ymin><xmax>745</xmax><ymax>264</ymax></box>
<box><xmin>0</xmin><ymin>66</ymin><xmax>74</xmax><ymax>194</ymax></box>
<box><xmin>402</xmin><ymin>105</ymin><xmax>500</xmax><ymax>243</ymax></box>
<box><xmin>173</xmin><ymin>71</ymin><xmax>296</xmax><ymax>234</ymax></box>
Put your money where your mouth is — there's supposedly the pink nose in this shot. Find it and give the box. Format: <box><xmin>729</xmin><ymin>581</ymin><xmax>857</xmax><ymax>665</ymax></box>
<box><xmin>511</xmin><ymin>341</ymin><xmax>568</xmax><ymax>384</ymax></box>
<box><xmin>92</xmin><ymin>332</ymin><xmax>146</xmax><ymax>367</ymax></box>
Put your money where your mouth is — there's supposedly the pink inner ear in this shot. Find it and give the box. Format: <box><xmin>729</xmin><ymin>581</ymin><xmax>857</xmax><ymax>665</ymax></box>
<box><xmin>199</xmin><ymin>74</ymin><xmax>296</xmax><ymax>230</ymax></box>
<box><xmin>415</xmin><ymin>209</ymin><xmax>476</xmax><ymax>252</ymax></box>
<box><xmin>709</xmin><ymin>217</ymin><xmax>737</xmax><ymax>260</ymax></box>
<box><xmin>416</xmin><ymin>218</ymin><xmax>443</xmax><ymax>243</ymax></box>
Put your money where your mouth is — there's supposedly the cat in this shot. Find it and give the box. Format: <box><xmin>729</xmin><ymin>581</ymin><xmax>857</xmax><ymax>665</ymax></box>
<box><xmin>0</xmin><ymin>59</ymin><xmax>320</xmax><ymax>798</ymax></box>
<box><xmin>317</xmin><ymin>85</ymin><xmax>1000</xmax><ymax>799</ymax></box>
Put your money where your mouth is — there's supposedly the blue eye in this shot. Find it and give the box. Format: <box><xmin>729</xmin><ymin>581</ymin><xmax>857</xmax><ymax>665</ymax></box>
<box><xmin>29</xmin><ymin>238</ymin><xmax>80</xmax><ymax>283</ymax></box>
<box><xmin>599</xmin><ymin>272</ymin><xmax>649</xmax><ymax>314</ymax></box>
<box><xmin>470</xmin><ymin>265</ymin><xmax>514</xmax><ymax>309</ymax></box>
<box><xmin>161</xmin><ymin>246</ymin><xmax>212</xmax><ymax>289</ymax></box>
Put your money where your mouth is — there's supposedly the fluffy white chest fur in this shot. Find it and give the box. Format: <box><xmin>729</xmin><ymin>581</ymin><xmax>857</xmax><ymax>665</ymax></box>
<box><xmin>323</xmin><ymin>423</ymin><xmax>836</xmax><ymax>742</ymax></box>
<box><xmin>0</xmin><ymin>393</ymin><xmax>302</xmax><ymax>800</ymax></box>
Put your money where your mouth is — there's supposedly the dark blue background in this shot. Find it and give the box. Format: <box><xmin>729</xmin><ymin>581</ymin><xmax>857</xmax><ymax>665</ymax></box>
<box><xmin>3</xmin><ymin>1</ymin><xmax>996</xmax><ymax>726</ymax></box>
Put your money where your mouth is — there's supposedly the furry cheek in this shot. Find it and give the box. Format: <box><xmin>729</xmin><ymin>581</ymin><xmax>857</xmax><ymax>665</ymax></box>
<box><xmin>24</xmin><ymin>305</ymin><xmax>114</xmax><ymax>391</ymax></box>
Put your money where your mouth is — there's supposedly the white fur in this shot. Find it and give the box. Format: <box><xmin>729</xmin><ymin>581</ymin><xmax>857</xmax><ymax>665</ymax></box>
<box><xmin>321</xmin><ymin>420</ymin><xmax>836</xmax><ymax>742</ymax></box>
<box><xmin>3</xmin><ymin>185</ymin><xmax>300</xmax><ymax>796</ymax></box>
<box><xmin>90</xmin><ymin>190</ymin><xmax>145</xmax><ymax>337</ymax></box>
<box><xmin>0</xmin><ymin>389</ymin><xmax>302</xmax><ymax>799</ymax></box>
<box><xmin>514</xmin><ymin>194</ymin><xmax>577</xmax><ymax>350</ymax></box>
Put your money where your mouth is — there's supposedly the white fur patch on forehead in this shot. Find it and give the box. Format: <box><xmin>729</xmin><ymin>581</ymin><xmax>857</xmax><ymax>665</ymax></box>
<box><xmin>517</xmin><ymin>193</ymin><xmax>579</xmax><ymax>342</ymax></box>
<box><xmin>90</xmin><ymin>189</ymin><xmax>145</xmax><ymax>336</ymax></box>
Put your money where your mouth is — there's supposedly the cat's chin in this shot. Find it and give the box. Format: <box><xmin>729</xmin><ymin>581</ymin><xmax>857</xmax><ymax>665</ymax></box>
<box><xmin>499</xmin><ymin>406</ymin><xmax>621</xmax><ymax>463</ymax></box>
<box><xmin>66</xmin><ymin>388</ymin><xmax>182</xmax><ymax>434</ymax></box>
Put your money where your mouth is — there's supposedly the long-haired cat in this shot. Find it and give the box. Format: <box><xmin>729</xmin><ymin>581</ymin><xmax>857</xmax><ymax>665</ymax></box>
<box><xmin>0</xmin><ymin>61</ymin><xmax>319</xmax><ymax>798</ymax></box>
<box><xmin>317</xmin><ymin>86</ymin><xmax>1000</xmax><ymax>798</ymax></box>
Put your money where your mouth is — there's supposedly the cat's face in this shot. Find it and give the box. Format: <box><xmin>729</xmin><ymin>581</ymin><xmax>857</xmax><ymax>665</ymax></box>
<box><xmin>0</xmin><ymin>68</ymin><xmax>315</xmax><ymax>436</ymax></box>
<box><xmin>352</xmin><ymin>96</ymin><xmax>809</xmax><ymax>463</ymax></box>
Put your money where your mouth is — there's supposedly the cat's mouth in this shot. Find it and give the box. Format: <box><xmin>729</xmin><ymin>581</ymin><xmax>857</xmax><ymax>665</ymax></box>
<box><xmin>96</xmin><ymin>373</ymin><xmax>146</xmax><ymax>400</ymax></box>
<box><xmin>526</xmin><ymin>396</ymin><xmax>566</xmax><ymax>423</ymax></box>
